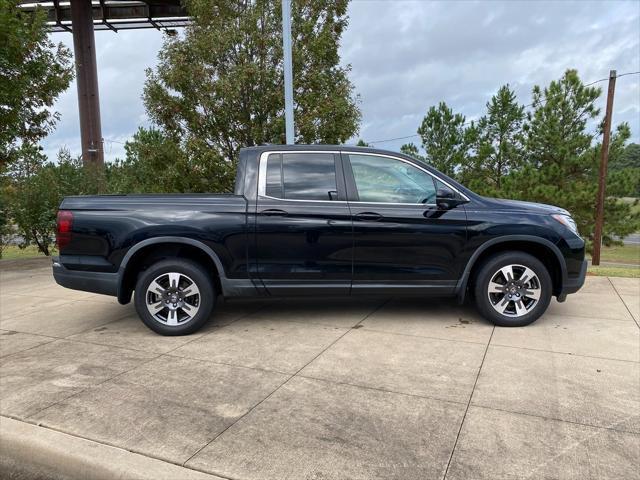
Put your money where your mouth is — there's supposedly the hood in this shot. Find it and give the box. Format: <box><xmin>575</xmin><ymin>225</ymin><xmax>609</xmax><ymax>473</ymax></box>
<box><xmin>480</xmin><ymin>197</ymin><xmax>570</xmax><ymax>215</ymax></box>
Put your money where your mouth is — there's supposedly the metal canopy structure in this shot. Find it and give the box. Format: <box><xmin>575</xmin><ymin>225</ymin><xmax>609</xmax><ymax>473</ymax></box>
<box><xmin>18</xmin><ymin>1</ymin><xmax>189</xmax><ymax>32</ymax></box>
<box><xmin>17</xmin><ymin>1</ymin><xmax>190</xmax><ymax>166</ymax></box>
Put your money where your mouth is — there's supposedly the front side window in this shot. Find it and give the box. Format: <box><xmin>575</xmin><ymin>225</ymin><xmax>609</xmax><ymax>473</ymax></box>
<box><xmin>348</xmin><ymin>154</ymin><xmax>437</xmax><ymax>204</ymax></box>
<box><xmin>264</xmin><ymin>153</ymin><xmax>337</xmax><ymax>201</ymax></box>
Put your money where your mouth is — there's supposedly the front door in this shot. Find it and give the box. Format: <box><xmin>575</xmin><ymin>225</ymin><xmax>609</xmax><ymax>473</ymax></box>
<box><xmin>343</xmin><ymin>152</ymin><xmax>468</xmax><ymax>294</ymax></box>
<box><xmin>255</xmin><ymin>151</ymin><xmax>352</xmax><ymax>295</ymax></box>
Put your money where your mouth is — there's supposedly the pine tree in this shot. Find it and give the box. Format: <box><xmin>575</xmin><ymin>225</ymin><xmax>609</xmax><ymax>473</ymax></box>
<box><xmin>400</xmin><ymin>142</ymin><xmax>425</xmax><ymax>161</ymax></box>
<box><xmin>463</xmin><ymin>85</ymin><xmax>525</xmax><ymax>195</ymax></box>
<box><xmin>411</xmin><ymin>102</ymin><xmax>468</xmax><ymax>178</ymax></box>
<box><xmin>503</xmin><ymin>70</ymin><xmax>639</xmax><ymax>247</ymax></box>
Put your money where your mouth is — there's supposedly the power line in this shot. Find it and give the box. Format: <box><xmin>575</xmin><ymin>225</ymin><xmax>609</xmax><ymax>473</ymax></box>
<box><xmin>616</xmin><ymin>70</ymin><xmax>640</xmax><ymax>79</ymax></box>
<box><xmin>104</xmin><ymin>138</ymin><xmax>126</xmax><ymax>145</ymax></box>
<box><xmin>367</xmin><ymin>71</ymin><xmax>640</xmax><ymax>146</ymax></box>
<box><xmin>366</xmin><ymin>133</ymin><xmax>422</xmax><ymax>144</ymax></box>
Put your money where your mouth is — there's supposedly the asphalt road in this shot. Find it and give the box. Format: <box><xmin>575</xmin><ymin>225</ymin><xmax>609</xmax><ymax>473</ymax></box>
<box><xmin>623</xmin><ymin>233</ymin><xmax>640</xmax><ymax>245</ymax></box>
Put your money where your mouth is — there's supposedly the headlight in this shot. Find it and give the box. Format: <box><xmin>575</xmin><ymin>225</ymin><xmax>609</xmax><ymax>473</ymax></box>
<box><xmin>552</xmin><ymin>214</ymin><xmax>579</xmax><ymax>235</ymax></box>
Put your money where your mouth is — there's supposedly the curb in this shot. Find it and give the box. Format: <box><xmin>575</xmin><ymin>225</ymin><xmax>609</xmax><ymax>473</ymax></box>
<box><xmin>0</xmin><ymin>417</ymin><xmax>225</xmax><ymax>480</ymax></box>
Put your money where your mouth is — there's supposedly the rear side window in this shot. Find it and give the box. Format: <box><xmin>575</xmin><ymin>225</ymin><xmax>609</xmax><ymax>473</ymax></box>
<box><xmin>264</xmin><ymin>153</ymin><xmax>337</xmax><ymax>201</ymax></box>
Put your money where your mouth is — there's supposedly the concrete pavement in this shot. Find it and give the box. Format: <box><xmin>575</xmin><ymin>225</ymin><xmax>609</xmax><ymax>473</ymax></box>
<box><xmin>0</xmin><ymin>260</ymin><xmax>638</xmax><ymax>479</ymax></box>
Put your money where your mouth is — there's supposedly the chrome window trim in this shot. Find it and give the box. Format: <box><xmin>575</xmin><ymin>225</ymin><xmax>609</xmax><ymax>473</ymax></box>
<box><xmin>257</xmin><ymin>150</ymin><xmax>470</xmax><ymax>205</ymax></box>
<box><xmin>258</xmin><ymin>151</ymin><xmax>347</xmax><ymax>203</ymax></box>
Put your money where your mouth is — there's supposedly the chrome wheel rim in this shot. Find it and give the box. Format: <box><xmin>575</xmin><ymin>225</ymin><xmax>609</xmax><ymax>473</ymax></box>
<box><xmin>145</xmin><ymin>272</ymin><xmax>201</xmax><ymax>326</ymax></box>
<box><xmin>487</xmin><ymin>264</ymin><xmax>541</xmax><ymax>318</ymax></box>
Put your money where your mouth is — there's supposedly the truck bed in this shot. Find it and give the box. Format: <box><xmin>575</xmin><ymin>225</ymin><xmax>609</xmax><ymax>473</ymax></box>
<box><xmin>57</xmin><ymin>194</ymin><xmax>249</xmax><ymax>279</ymax></box>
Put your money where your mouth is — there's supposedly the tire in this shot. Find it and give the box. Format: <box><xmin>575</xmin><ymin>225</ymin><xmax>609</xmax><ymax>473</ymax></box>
<box><xmin>134</xmin><ymin>258</ymin><xmax>215</xmax><ymax>335</ymax></box>
<box><xmin>473</xmin><ymin>251</ymin><xmax>552</xmax><ymax>327</ymax></box>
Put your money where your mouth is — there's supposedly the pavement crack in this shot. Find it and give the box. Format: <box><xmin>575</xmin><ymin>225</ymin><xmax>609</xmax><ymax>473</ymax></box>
<box><xmin>442</xmin><ymin>325</ymin><xmax>495</xmax><ymax>480</ymax></box>
<box><xmin>607</xmin><ymin>277</ymin><xmax>640</xmax><ymax>330</ymax></box>
<box><xmin>488</xmin><ymin>342</ymin><xmax>640</xmax><ymax>364</ymax></box>
<box><xmin>180</xmin><ymin>296</ymin><xmax>393</xmax><ymax>468</ymax></box>
<box><xmin>470</xmin><ymin>404</ymin><xmax>640</xmax><ymax>436</ymax></box>
<box><xmin>25</xmin><ymin>352</ymin><xmax>163</xmax><ymax>422</ymax></box>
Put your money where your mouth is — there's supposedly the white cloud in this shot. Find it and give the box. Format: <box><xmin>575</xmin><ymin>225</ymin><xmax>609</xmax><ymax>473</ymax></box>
<box><xmin>341</xmin><ymin>0</ymin><xmax>640</xmax><ymax>151</ymax></box>
<box><xmin>41</xmin><ymin>0</ymin><xmax>640</xmax><ymax>161</ymax></box>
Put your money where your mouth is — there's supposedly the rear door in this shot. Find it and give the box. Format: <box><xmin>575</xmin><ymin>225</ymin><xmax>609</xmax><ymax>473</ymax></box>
<box><xmin>343</xmin><ymin>152</ymin><xmax>468</xmax><ymax>294</ymax></box>
<box><xmin>255</xmin><ymin>151</ymin><xmax>352</xmax><ymax>295</ymax></box>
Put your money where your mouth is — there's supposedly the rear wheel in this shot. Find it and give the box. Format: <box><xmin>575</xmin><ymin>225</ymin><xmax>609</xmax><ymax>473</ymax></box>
<box><xmin>134</xmin><ymin>258</ymin><xmax>215</xmax><ymax>335</ymax></box>
<box><xmin>474</xmin><ymin>252</ymin><xmax>552</xmax><ymax>327</ymax></box>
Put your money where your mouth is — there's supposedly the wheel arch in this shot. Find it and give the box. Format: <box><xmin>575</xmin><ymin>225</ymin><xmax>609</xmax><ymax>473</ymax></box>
<box><xmin>116</xmin><ymin>237</ymin><xmax>226</xmax><ymax>304</ymax></box>
<box><xmin>456</xmin><ymin>235</ymin><xmax>567</xmax><ymax>303</ymax></box>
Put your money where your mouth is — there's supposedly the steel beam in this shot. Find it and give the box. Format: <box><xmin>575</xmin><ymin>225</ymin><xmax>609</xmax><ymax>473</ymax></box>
<box><xmin>70</xmin><ymin>0</ymin><xmax>104</xmax><ymax>167</ymax></box>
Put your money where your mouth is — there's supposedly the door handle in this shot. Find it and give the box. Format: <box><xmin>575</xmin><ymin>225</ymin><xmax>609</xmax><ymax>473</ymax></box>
<box><xmin>260</xmin><ymin>209</ymin><xmax>288</xmax><ymax>216</ymax></box>
<box><xmin>355</xmin><ymin>212</ymin><xmax>383</xmax><ymax>221</ymax></box>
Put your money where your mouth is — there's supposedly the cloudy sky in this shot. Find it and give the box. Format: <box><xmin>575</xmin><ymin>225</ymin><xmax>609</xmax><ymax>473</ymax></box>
<box><xmin>42</xmin><ymin>0</ymin><xmax>640</xmax><ymax>162</ymax></box>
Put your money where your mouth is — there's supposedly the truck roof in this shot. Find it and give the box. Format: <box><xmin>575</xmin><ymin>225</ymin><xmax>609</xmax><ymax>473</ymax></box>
<box><xmin>238</xmin><ymin>143</ymin><xmax>475</xmax><ymax>200</ymax></box>
<box><xmin>240</xmin><ymin>144</ymin><xmax>399</xmax><ymax>156</ymax></box>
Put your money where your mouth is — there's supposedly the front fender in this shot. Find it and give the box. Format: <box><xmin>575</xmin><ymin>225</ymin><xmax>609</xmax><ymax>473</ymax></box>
<box><xmin>455</xmin><ymin>235</ymin><xmax>568</xmax><ymax>303</ymax></box>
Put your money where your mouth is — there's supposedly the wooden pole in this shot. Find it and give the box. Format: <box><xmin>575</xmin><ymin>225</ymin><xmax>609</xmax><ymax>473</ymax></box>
<box><xmin>592</xmin><ymin>70</ymin><xmax>617</xmax><ymax>266</ymax></box>
<box><xmin>70</xmin><ymin>0</ymin><xmax>104</xmax><ymax>168</ymax></box>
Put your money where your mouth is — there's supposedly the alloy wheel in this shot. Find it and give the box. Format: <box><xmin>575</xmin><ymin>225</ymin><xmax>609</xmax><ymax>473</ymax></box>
<box><xmin>145</xmin><ymin>272</ymin><xmax>201</xmax><ymax>326</ymax></box>
<box><xmin>487</xmin><ymin>264</ymin><xmax>541</xmax><ymax>317</ymax></box>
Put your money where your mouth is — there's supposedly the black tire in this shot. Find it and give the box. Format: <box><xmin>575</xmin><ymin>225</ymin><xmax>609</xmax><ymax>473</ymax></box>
<box><xmin>473</xmin><ymin>251</ymin><xmax>552</xmax><ymax>327</ymax></box>
<box><xmin>134</xmin><ymin>258</ymin><xmax>215</xmax><ymax>336</ymax></box>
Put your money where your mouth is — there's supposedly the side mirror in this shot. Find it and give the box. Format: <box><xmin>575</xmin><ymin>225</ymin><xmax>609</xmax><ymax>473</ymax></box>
<box><xmin>436</xmin><ymin>187</ymin><xmax>462</xmax><ymax>210</ymax></box>
<box><xmin>436</xmin><ymin>188</ymin><xmax>455</xmax><ymax>200</ymax></box>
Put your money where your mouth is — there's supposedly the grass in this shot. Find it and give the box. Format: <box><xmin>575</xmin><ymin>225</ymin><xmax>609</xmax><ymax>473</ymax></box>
<box><xmin>590</xmin><ymin>243</ymin><xmax>640</xmax><ymax>265</ymax></box>
<box><xmin>1</xmin><ymin>245</ymin><xmax>57</xmax><ymax>261</ymax></box>
<box><xmin>587</xmin><ymin>265</ymin><xmax>640</xmax><ymax>278</ymax></box>
<box><xmin>587</xmin><ymin>243</ymin><xmax>639</xmax><ymax>278</ymax></box>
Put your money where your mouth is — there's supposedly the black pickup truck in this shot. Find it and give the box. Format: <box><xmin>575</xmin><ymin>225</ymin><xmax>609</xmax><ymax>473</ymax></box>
<box><xmin>53</xmin><ymin>145</ymin><xmax>586</xmax><ymax>335</ymax></box>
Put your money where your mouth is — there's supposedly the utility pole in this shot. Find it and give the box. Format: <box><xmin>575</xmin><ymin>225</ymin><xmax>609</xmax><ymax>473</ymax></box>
<box><xmin>70</xmin><ymin>0</ymin><xmax>104</xmax><ymax>168</ymax></box>
<box><xmin>281</xmin><ymin>0</ymin><xmax>295</xmax><ymax>144</ymax></box>
<box><xmin>592</xmin><ymin>70</ymin><xmax>617</xmax><ymax>266</ymax></box>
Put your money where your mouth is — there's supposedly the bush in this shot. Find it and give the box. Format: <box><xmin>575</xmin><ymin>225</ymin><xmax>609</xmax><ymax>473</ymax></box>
<box><xmin>2</xmin><ymin>148</ymin><xmax>102</xmax><ymax>256</ymax></box>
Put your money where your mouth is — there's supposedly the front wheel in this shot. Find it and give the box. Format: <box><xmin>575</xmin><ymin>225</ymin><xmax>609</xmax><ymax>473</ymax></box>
<box><xmin>474</xmin><ymin>252</ymin><xmax>552</xmax><ymax>327</ymax></box>
<box><xmin>134</xmin><ymin>258</ymin><xmax>215</xmax><ymax>335</ymax></box>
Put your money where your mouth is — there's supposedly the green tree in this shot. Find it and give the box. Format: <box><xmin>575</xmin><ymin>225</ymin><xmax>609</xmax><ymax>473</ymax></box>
<box><xmin>463</xmin><ymin>85</ymin><xmax>525</xmax><ymax>194</ymax></box>
<box><xmin>503</xmin><ymin>70</ymin><xmax>639</xmax><ymax>247</ymax></box>
<box><xmin>411</xmin><ymin>102</ymin><xmax>468</xmax><ymax>178</ymax></box>
<box><xmin>609</xmin><ymin>142</ymin><xmax>639</xmax><ymax>196</ymax></box>
<box><xmin>143</xmin><ymin>0</ymin><xmax>360</xmax><ymax>192</ymax></box>
<box><xmin>3</xmin><ymin>145</ymin><xmax>56</xmax><ymax>255</ymax></box>
<box><xmin>3</xmin><ymin>149</ymin><xmax>102</xmax><ymax>256</ymax></box>
<box><xmin>400</xmin><ymin>142</ymin><xmax>425</xmax><ymax>161</ymax></box>
<box><xmin>611</xmin><ymin>143</ymin><xmax>640</xmax><ymax>170</ymax></box>
<box><xmin>0</xmin><ymin>0</ymin><xmax>74</xmax><ymax>167</ymax></box>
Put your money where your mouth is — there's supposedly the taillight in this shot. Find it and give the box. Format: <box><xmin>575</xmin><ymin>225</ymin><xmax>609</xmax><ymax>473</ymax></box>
<box><xmin>56</xmin><ymin>210</ymin><xmax>73</xmax><ymax>250</ymax></box>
